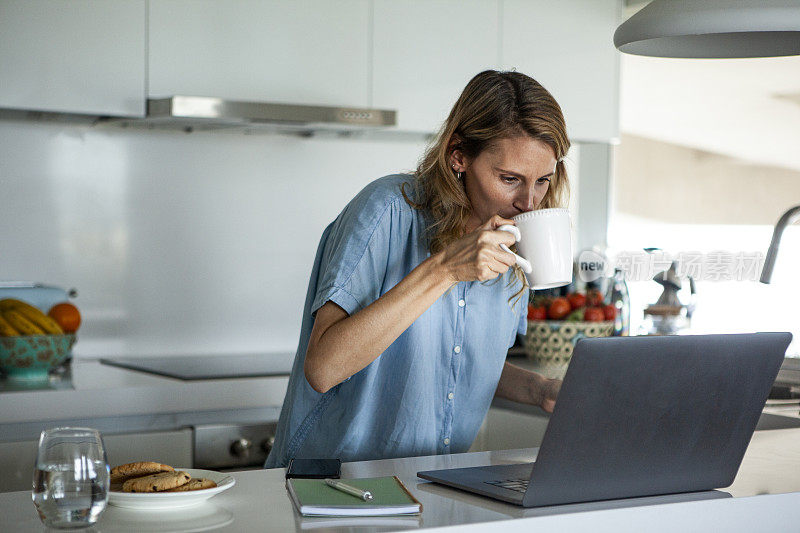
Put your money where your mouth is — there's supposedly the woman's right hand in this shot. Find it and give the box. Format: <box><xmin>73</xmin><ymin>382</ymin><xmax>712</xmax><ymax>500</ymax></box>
<box><xmin>438</xmin><ymin>214</ymin><xmax>519</xmax><ymax>283</ymax></box>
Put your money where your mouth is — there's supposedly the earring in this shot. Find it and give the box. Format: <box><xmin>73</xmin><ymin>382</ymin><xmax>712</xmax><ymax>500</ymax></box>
<box><xmin>457</xmin><ymin>171</ymin><xmax>463</xmax><ymax>180</ymax></box>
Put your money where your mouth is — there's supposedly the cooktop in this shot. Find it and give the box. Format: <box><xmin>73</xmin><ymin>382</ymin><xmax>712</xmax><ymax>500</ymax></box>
<box><xmin>100</xmin><ymin>353</ymin><xmax>294</xmax><ymax>380</ymax></box>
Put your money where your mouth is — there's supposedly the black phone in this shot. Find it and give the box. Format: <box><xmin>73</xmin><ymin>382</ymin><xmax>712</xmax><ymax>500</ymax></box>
<box><xmin>285</xmin><ymin>458</ymin><xmax>341</xmax><ymax>479</ymax></box>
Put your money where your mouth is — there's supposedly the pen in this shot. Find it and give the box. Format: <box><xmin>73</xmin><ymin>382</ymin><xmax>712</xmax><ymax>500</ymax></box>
<box><xmin>324</xmin><ymin>478</ymin><xmax>374</xmax><ymax>501</ymax></box>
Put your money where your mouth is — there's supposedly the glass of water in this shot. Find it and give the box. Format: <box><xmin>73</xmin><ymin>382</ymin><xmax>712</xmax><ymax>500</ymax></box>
<box><xmin>32</xmin><ymin>427</ymin><xmax>110</xmax><ymax>529</ymax></box>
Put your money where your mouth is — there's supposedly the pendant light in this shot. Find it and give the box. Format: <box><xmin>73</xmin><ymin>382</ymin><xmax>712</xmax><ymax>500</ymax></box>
<box><xmin>614</xmin><ymin>0</ymin><xmax>800</xmax><ymax>58</ymax></box>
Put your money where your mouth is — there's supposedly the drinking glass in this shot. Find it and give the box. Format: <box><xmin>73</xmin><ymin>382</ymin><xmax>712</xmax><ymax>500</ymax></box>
<box><xmin>32</xmin><ymin>427</ymin><xmax>110</xmax><ymax>529</ymax></box>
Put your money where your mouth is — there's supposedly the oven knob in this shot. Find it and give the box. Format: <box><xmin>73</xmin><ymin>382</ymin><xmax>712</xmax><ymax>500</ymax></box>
<box><xmin>261</xmin><ymin>436</ymin><xmax>275</xmax><ymax>454</ymax></box>
<box><xmin>230</xmin><ymin>438</ymin><xmax>253</xmax><ymax>458</ymax></box>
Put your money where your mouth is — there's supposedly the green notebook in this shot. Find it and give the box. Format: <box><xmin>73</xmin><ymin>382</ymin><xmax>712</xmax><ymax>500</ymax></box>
<box><xmin>286</xmin><ymin>476</ymin><xmax>422</xmax><ymax>516</ymax></box>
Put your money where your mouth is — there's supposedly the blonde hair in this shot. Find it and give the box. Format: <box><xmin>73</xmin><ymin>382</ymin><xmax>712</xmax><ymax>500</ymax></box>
<box><xmin>402</xmin><ymin>70</ymin><xmax>571</xmax><ymax>304</ymax></box>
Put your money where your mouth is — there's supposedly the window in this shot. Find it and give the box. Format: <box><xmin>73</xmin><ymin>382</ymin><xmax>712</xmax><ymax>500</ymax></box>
<box><xmin>611</xmin><ymin>135</ymin><xmax>800</xmax><ymax>357</ymax></box>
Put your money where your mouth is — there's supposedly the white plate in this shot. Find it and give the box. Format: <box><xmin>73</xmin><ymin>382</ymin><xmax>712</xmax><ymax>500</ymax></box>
<box><xmin>101</xmin><ymin>503</ymin><xmax>234</xmax><ymax>532</ymax></box>
<box><xmin>108</xmin><ymin>468</ymin><xmax>235</xmax><ymax>510</ymax></box>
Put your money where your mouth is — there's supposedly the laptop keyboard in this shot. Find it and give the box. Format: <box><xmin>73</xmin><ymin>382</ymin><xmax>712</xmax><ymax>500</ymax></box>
<box><xmin>485</xmin><ymin>478</ymin><xmax>529</xmax><ymax>493</ymax></box>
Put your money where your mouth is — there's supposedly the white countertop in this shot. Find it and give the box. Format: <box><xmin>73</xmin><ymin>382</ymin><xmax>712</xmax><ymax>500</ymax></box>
<box><xmin>0</xmin><ymin>359</ymin><xmax>289</xmax><ymax>438</ymax></box>
<box><xmin>4</xmin><ymin>356</ymin><xmax>798</xmax><ymax>442</ymax></box>
<box><xmin>3</xmin><ymin>428</ymin><xmax>800</xmax><ymax>532</ymax></box>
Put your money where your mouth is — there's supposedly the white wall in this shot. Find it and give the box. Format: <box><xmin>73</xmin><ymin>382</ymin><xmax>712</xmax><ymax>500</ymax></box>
<box><xmin>0</xmin><ymin>120</ymin><xmax>428</xmax><ymax>357</ymax></box>
<box><xmin>614</xmin><ymin>134</ymin><xmax>800</xmax><ymax>226</ymax></box>
<box><xmin>0</xmin><ymin>120</ymin><xmax>590</xmax><ymax>359</ymax></box>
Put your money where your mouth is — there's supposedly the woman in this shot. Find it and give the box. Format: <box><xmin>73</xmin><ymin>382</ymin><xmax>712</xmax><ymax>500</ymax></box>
<box><xmin>265</xmin><ymin>70</ymin><xmax>570</xmax><ymax>468</ymax></box>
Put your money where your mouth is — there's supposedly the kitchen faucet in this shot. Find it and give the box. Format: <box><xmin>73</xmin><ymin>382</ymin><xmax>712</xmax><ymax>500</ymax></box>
<box><xmin>760</xmin><ymin>205</ymin><xmax>800</xmax><ymax>284</ymax></box>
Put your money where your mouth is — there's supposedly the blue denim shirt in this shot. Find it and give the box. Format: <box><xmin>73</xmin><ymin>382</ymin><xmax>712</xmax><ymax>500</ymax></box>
<box><xmin>265</xmin><ymin>174</ymin><xmax>528</xmax><ymax>468</ymax></box>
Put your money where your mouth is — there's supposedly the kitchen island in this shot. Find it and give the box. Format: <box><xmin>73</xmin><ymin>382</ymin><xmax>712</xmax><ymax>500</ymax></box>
<box><xmin>0</xmin><ymin>358</ymin><xmax>292</xmax><ymax>492</ymax></box>
<box><xmin>0</xmin><ymin>358</ymin><xmax>291</xmax><ymax>428</ymax></box>
<box><xmin>470</xmin><ymin>355</ymin><xmax>800</xmax><ymax>453</ymax></box>
<box><xmin>3</xmin><ymin>428</ymin><xmax>800</xmax><ymax>532</ymax></box>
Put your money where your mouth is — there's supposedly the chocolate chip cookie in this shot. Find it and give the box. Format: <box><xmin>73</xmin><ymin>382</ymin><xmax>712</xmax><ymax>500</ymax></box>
<box><xmin>122</xmin><ymin>470</ymin><xmax>191</xmax><ymax>493</ymax></box>
<box><xmin>164</xmin><ymin>478</ymin><xmax>217</xmax><ymax>492</ymax></box>
<box><xmin>110</xmin><ymin>461</ymin><xmax>174</xmax><ymax>484</ymax></box>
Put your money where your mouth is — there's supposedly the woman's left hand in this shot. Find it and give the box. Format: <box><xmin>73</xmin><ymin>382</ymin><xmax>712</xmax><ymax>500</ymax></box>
<box><xmin>495</xmin><ymin>362</ymin><xmax>562</xmax><ymax>412</ymax></box>
<box><xmin>538</xmin><ymin>377</ymin><xmax>562</xmax><ymax>414</ymax></box>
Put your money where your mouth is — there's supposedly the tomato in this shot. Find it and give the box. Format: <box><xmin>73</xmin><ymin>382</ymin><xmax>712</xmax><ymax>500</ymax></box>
<box><xmin>602</xmin><ymin>304</ymin><xmax>617</xmax><ymax>321</ymax></box>
<box><xmin>586</xmin><ymin>289</ymin><xmax>604</xmax><ymax>307</ymax></box>
<box><xmin>584</xmin><ymin>307</ymin><xmax>605</xmax><ymax>322</ymax></box>
<box><xmin>566</xmin><ymin>292</ymin><xmax>586</xmax><ymax>310</ymax></box>
<box><xmin>547</xmin><ymin>297</ymin><xmax>571</xmax><ymax>320</ymax></box>
<box><xmin>528</xmin><ymin>305</ymin><xmax>547</xmax><ymax>321</ymax></box>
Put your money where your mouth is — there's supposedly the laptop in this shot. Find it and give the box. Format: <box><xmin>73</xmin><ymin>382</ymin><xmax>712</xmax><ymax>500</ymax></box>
<box><xmin>417</xmin><ymin>332</ymin><xmax>792</xmax><ymax>507</ymax></box>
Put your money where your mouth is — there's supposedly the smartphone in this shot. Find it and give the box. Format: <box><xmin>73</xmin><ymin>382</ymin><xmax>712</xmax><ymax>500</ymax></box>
<box><xmin>285</xmin><ymin>458</ymin><xmax>341</xmax><ymax>479</ymax></box>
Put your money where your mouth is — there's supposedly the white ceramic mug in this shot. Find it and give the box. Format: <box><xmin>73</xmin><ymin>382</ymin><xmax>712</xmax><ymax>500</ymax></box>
<box><xmin>497</xmin><ymin>208</ymin><xmax>572</xmax><ymax>290</ymax></box>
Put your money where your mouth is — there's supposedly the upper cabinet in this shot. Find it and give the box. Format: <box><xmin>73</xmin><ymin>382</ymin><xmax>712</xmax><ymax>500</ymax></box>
<box><xmin>370</xmin><ymin>0</ymin><xmax>620</xmax><ymax>141</ymax></box>
<box><xmin>0</xmin><ymin>0</ymin><xmax>146</xmax><ymax>117</ymax></box>
<box><xmin>148</xmin><ymin>0</ymin><xmax>371</xmax><ymax>107</ymax></box>
<box><xmin>502</xmin><ymin>0</ymin><xmax>621</xmax><ymax>143</ymax></box>
<box><xmin>371</xmin><ymin>0</ymin><xmax>501</xmax><ymax>133</ymax></box>
<box><xmin>0</xmin><ymin>0</ymin><xmax>619</xmax><ymax>141</ymax></box>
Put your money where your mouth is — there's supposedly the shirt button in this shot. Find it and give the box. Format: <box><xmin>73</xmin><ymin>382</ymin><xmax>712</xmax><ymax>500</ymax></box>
<box><xmin>453</xmin><ymin>345</ymin><xmax>461</xmax><ymax>354</ymax></box>
<box><xmin>448</xmin><ymin>392</ymin><xmax>454</xmax><ymax>400</ymax></box>
<box><xmin>458</xmin><ymin>299</ymin><xmax>465</xmax><ymax>307</ymax></box>
<box><xmin>443</xmin><ymin>437</ymin><xmax>450</xmax><ymax>445</ymax></box>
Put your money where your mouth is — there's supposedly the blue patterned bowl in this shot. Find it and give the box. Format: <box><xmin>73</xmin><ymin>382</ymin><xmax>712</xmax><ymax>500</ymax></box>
<box><xmin>0</xmin><ymin>334</ymin><xmax>76</xmax><ymax>380</ymax></box>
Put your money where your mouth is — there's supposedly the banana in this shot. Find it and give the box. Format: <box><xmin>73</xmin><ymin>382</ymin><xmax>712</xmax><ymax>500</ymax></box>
<box><xmin>0</xmin><ymin>298</ymin><xmax>63</xmax><ymax>334</ymax></box>
<box><xmin>0</xmin><ymin>298</ymin><xmax>42</xmax><ymax>313</ymax></box>
<box><xmin>2</xmin><ymin>310</ymin><xmax>45</xmax><ymax>335</ymax></box>
<box><xmin>0</xmin><ymin>314</ymin><xmax>19</xmax><ymax>336</ymax></box>
<box><xmin>14</xmin><ymin>306</ymin><xmax>63</xmax><ymax>334</ymax></box>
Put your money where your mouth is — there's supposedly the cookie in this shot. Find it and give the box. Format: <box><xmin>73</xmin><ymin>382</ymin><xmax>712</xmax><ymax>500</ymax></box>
<box><xmin>122</xmin><ymin>470</ymin><xmax>191</xmax><ymax>493</ymax></box>
<box><xmin>164</xmin><ymin>478</ymin><xmax>217</xmax><ymax>492</ymax></box>
<box><xmin>110</xmin><ymin>461</ymin><xmax>174</xmax><ymax>484</ymax></box>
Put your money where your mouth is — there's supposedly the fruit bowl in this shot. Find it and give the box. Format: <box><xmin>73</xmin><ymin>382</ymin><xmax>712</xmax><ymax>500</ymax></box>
<box><xmin>0</xmin><ymin>334</ymin><xmax>76</xmax><ymax>380</ymax></box>
<box><xmin>525</xmin><ymin>320</ymin><xmax>613</xmax><ymax>378</ymax></box>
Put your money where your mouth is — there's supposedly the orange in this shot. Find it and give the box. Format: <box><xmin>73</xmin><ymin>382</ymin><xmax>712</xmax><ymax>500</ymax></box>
<box><xmin>48</xmin><ymin>302</ymin><xmax>81</xmax><ymax>333</ymax></box>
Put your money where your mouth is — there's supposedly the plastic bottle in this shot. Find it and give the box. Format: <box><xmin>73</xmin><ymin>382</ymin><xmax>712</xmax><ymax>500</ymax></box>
<box><xmin>606</xmin><ymin>268</ymin><xmax>630</xmax><ymax>336</ymax></box>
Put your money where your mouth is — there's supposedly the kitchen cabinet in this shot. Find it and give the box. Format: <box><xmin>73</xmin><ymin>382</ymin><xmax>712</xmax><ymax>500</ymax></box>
<box><xmin>0</xmin><ymin>429</ymin><xmax>192</xmax><ymax>494</ymax></box>
<box><xmin>148</xmin><ymin>0</ymin><xmax>371</xmax><ymax>107</ymax></box>
<box><xmin>371</xmin><ymin>0</ymin><xmax>620</xmax><ymax>140</ymax></box>
<box><xmin>0</xmin><ymin>0</ymin><xmax>146</xmax><ymax>117</ymax></box>
<box><xmin>0</xmin><ymin>0</ymin><xmax>620</xmax><ymax>139</ymax></box>
<box><xmin>501</xmin><ymin>0</ymin><xmax>621</xmax><ymax>142</ymax></box>
<box><xmin>371</xmin><ymin>0</ymin><xmax>501</xmax><ymax>133</ymax></box>
<box><xmin>103</xmin><ymin>428</ymin><xmax>193</xmax><ymax>468</ymax></box>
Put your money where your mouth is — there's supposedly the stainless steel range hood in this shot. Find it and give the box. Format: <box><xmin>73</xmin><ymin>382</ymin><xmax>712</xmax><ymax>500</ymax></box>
<box><xmin>0</xmin><ymin>96</ymin><xmax>397</xmax><ymax>134</ymax></box>
<box><xmin>145</xmin><ymin>96</ymin><xmax>396</xmax><ymax>130</ymax></box>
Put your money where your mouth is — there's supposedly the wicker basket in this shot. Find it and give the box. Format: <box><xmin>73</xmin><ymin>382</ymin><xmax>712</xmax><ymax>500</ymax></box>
<box><xmin>525</xmin><ymin>320</ymin><xmax>614</xmax><ymax>378</ymax></box>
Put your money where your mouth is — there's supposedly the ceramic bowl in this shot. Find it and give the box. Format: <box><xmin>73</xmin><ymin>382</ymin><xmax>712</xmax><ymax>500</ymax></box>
<box><xmin>525</xmin><ymin>320</ymin><xmax>613</xmax><ymax>378</ymax></box>
<box><xmin>0</xmin><ymin>334</ymin><xmax>76</xmax><ymax>380</ymax></box>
